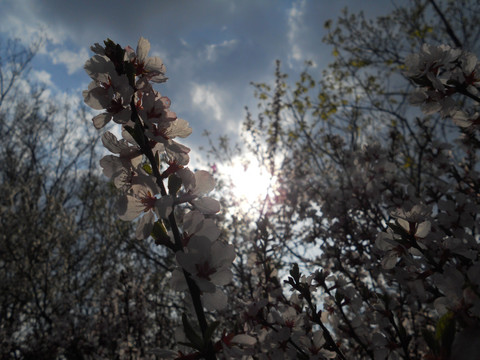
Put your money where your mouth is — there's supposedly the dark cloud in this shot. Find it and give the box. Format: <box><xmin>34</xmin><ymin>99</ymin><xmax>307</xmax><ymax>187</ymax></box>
<box><xmin>0</xmin><ymin>0</ymin><xmax>394</xmax><ymax>149</ymax></box>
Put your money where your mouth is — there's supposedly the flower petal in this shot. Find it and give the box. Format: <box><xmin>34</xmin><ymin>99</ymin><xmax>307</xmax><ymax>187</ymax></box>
<box><xmin>192</xmin><ymin>197</ymin><xmax>220</xmax><ymax>214</ymax></box>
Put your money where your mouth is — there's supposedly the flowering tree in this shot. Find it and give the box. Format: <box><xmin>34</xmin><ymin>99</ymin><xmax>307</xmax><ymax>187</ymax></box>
<box><xmin>207</xmin><ymin>1</ymin><xmax>480</xmax><ymax>359</ymax></box>
<box><xmin>78</xmin><ymin>0</ymin><xmax>480</xmax><ymax>359</ymax></box>
<box><xmin>0</xmin><ymin>39</ymin><xmax>188</xmax><ymax>359</ymax></box>
<box><xmin>82</xmin><ymin>38</ymin><xmax>243</xmax><ymax>359</ymax></box>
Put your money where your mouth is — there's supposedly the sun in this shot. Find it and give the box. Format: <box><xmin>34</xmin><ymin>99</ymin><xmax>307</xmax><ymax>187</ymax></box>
<box><xmin>219</xmin><ymin>156</ymin><xmax>275</xmax><ymax>211</ymax></box>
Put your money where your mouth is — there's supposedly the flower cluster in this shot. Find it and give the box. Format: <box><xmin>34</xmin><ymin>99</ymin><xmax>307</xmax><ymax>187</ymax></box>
<box><xmin>405</xmin><ymin>44</ymin><xmax>480</xmax><ymax>122</ymax></box>
<box><xmin>83</xmin><ymin>38</ymin><xmax>237</xmax><ymax>358</ymax></box>
<box><xmin>355</xmin><ymin>42</ymin><xmax>480</xmax><ymax>358</ymax></box>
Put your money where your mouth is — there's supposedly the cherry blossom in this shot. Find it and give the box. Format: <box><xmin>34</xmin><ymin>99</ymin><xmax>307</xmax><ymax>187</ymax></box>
<box><xmin>391</xmin><ymin>204</ymin><xmax>431</xmax><ymax>240</ymax></box>
<box><xmin>299</xmin><ymin>331</ymin><xmax>337</xmax><ymax>359</ymax></box>
<box><xmin>182</xmin><ymin>210</ymin><xmax>221</xmax><ymax>245</ymax></box>
<box><xmin>116</xmin><ymin>174</ymin><xmax>173</xmax><ymax>239</ymax></box>
<box><xmin>405</xmin><ymin>44</ymin><xmax>480</xmax><ymax>118</ymax></box>
<box><xmin>175</xmin><ymin>237</ymin><xmax>235</xmax><ymax>293</ymax></box>
<box><xmin>172</xmin><ymin>236</ymin><xmax>235</xmax><ymax>310</ymax></box>
<box><xmin>125</xmin><ymin>37</ymin><xmax>167</xmax><ymax>83</ymax></box>
<box><xmin>176</xmin><ymin>168</ymin><xmax>221</xmax><ymax>214</ymax></box>
<box><xmin>83</xmin><ymin>55</ymin><xmax>134</xmax><ymax>128</ymax></box>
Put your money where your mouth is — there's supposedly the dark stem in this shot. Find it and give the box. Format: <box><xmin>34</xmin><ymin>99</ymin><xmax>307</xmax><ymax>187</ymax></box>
<box><xmin>305</xmin><ymin>291</ymin><xmax>348</xmax><ymax>360</ymax></box>
<box><xmin>456</xmin><ymin>86</ymin><xmax>480</xmax><ymax>104</ymax></box>
<box><xmin>130</xmin><ymin>98</ymin><xmax>217</xmax><ymax>359</ymax></box>
<box><xmin>428</xmin><ymin>0</ymin><xmax>462</xmax><ymax>48</ymax></box>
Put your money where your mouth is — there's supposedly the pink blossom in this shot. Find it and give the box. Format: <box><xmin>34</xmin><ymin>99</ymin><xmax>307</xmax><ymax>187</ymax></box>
<box><xmin>176</xmin><ymin>168</ymin><xmax>221</xmax><ymax>213</ymax></box>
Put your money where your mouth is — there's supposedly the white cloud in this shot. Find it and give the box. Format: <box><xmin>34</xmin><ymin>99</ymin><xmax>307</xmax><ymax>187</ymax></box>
<box><xmin>205</xmin><ymin>39</ymin><xmax>237</xmax><ymax>62</ymax></box>
<box><xmin>50</xmin><ymin>47</ymin><xmax>89</xmax><ymax>75</ymax></box>
<box><xmin>191</xmin><ymin>83</ymin><xmax>224</xmax><ymax>122</ymax></box>
<box><xmin>287</xmin><ymin>0</ymin><xmax>305</xmax><ymax>62</ymax></box>
<box><xmin>286</xmin><ymin>0</ymin><xmax>317</xmax><ymax>68</ymax></box>
<box><xmin>0</xmin><ymin>1</ymin><xmax>67</xmax><ymax>54</ymax></box>
<box><xmin>31</xmin><ymin>69</ymin><xmax>54</xmax><ymax>88</ymax></box>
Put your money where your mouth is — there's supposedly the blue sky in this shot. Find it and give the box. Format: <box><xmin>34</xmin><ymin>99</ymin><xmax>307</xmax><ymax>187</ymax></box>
<box><xmin>0</xmin><ymin>0</ymin><xmax>396</xmax><ymax>156</ymax></box>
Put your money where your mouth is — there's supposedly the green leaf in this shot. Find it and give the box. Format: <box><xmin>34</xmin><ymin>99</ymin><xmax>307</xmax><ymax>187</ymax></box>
<box><xmin>124</xmin><ymin>61</ymin><xmax>136</xmax><ymax>88</ymax></box>
<box><xmin>182</xmin><ymin>314</ymin><xmax>204</xmax><ymax>351</ymax></box>
<box><xmin>132</xmin><ymin>121</ymin><xmax>145</xmax><ymax>147</ymax></box>
<box><xmin>177</xmin><ymin>341</ymin><xmax>200</xmax><ymax>350</ymax></box>
<box><xmin>335</xmin><ymin>291</ymin><xmax>344</xmax><ymax>304</ymax></box>
<box><xmin>297</xmin><ymin>351</ymin><xmax>310</xmax><ymax>360</ymax></box>
<box><xmin>436</xmin><ymin>312</ymin><xmax>456</xmax><ymax>355</ymax></box>
<box><xmin>398</xmin><ymin>320</ymin><xmax>409</xmax><ymax>345</ymax></box>
<box><xmin>143</xmin><ymin>163</ymin><xmax>152</xmax><ymax>175</ymax></box>
<box><xmin>422</xmin><ymin>329</ymin><xmax>439</xmax><ymax>355</ymax></box>
<box><xmin>289</xmin><ymin>263</ymin><xmax>300</xmax><ymax>282</ymax></box>
<box><xmin>388</xmin><ymin>222</ymin><xmax>408</xmax><ymax>237</ymax></box>
<box><xmin>168</xmin><ymin>174</ymin><xmax>182</xmax><ymax>196</ymax></box>
<box><xmin>155</xmin><ymin>151</ymin><xmax>161</xmax><ymax>169</ymax></box>
<box><xmin>204</xmin><ymin>321</ymin><xmax>220</xmax><ymax>343</ymax></box>
<box><xmin>151</xmin><ymin>220</ymin><xmax>170</xmax><ymax>245</ymax></box>
<box><xmin>103</xmin><ymin>39</ymin><xmax>126</xmax><ymax>75</ymax></box>
<box><xmin>124</xmin><ymin>125</ymin><xmax>134</xmax><ymax>138</ymax></box>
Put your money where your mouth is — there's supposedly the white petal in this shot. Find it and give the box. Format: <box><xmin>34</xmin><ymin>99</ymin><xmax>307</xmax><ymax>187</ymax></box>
<box><xmin>83</xmin><ymin>86</ymin><xmax>111</xmax><ymax>110</ymax></box>
<box><xmin>170</xmin><ymin>269</ymin><xmax>188</xmax><ymax>291</ymax></box>
<box><xmin>99</xmin><ymin>155</ymin><xmax>123</xmax><ymax>178</ymax></box>
<box><xmin>112</xmin><ymin>107</ymin><xmax>132</xmax><ymax>124</ymax></box>
<box><xmin>156</xmin><ymin>196</ymin><xmax>173</xmax><ymax>219</ymax></box>
<box><xmin>166</xmin><ymin>118</ymin><xmax>192</xmax><ymax>138</ymax></box>
<box><xmin>136</xmin><ymin>37</ymin><xmax>150</xmax><ymax>62</ymax></box>
<box><xmin>397</xmin><ymin>218</ymin><xmax>410</xmax><ymax>233</ymax></box>
<box><xmin>177</xmin><ymin>168</ymin><xmax>196</xmax><ymax>191</ymax></box>
<box><xmin>92</xmin><ymin>113</ymin><xmax>112</xmax><ymax>129</ymax></box>
<box><xmin>415</xmin><ymin>221</ymin><xmax>431</xmax><ymax>238</ymax></box>
<box><xmin>166</xmin><ymin>146</ymin><xmax>190</xmax><ymax>166</ymax></box>
<box><xmin>122</xmin><ymin>128</ymin><xmax>137</xmax><ymax>145</ymax></box>
<box><xmin>176</xmin><ymin>252</ymin><xmax>195</xmax><ymax>274</ymax></box>
<box><xmin>202</xmin><ymin>289</ymin><xmax>227</xmax><ymax>310</ymax></box>
<box><xmin>210</xmin><ymin>269</ymin><xmax>233</xmax><ymax>286</ymax></box>
<box><xmin>433</xmin><ymin>296</ymin><xmax>449</xmax><ymax>315</ymax></box>
<box><xmin>195</xmin><ymin>219</ymin><xmax>220</xmax><ymax>241</ymax></box>
<box><xmin>117</xmin><ymin>195</ymin><xmax>143</xmax><ymax>221</ymax></box>
<box><xmin>187</xmin><ymin>235</ymin><xmax>212</xmax><ymax>253</ymax></box>
<box><xmin>375</xmin><ymin>232</ymin><xmax>396</xmax><ymax>251</ymax></box>
<box><xmin>192</xmin><ymin>197</ymin><xmax>220</xmax><ymax>214</ymax></box>
<box><xmin>145</xmin><ymin>57</ymin><xmax>167</xmax><ymax>82</ymax></box>
<box><xmin>84</xmin><ymin>55</ymin><xmax>114</xmax><ymax>80</ymax></box>
<box><xmin>211</xmin><ymin>242</ymin><xmax>236</xmax><ymax>267</ymax></box>
<box><xmin>231</xmin><ymin>334</ymin><xmax>256</xmax><ymax>346</ymax></box>
<box><xmin>90</xmin><ymin>43</ymin><xmax>105</xmax><ymax>55</ymax></box>
<box><xmin>102</xmin><ymin>131</ymin><xmax>122</xmax><ymax>153</ymax></box>
<box><xmin>193</xmin><ymin>170</ymin><xmax>215</xmax><ymax>195</ymax></box>
<box><xmin>136</xmin><ymin>211</ymin><xmax>155</xmax><ymax>239</ymax></box>
<box><xmin>183</xmin><ymin>210</ymin><xmax>204</xmax><ymax>233</ymax></box>
<box><xmin>195</xmin><ymin>277</ymin><xmax>216</xmax><ymax>293</ymax></box>
<box><xmin>381</xmin><ymin>251</ymin><xmax>398</xmax><ymax>270</ymax></box>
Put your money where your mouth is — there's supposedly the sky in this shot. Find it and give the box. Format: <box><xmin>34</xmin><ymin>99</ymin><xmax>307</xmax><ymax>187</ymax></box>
<box><xmin>0</xmin><ymin>0</ymin><xmax>396</xmax><ymax>199</ymax></box>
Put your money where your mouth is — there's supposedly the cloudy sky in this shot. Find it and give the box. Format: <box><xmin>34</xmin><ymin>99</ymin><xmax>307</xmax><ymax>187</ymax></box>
<box><xmin>0</xmin><ymin>0</ymin><xmax>395</xmax><ymax>160</ymax></box>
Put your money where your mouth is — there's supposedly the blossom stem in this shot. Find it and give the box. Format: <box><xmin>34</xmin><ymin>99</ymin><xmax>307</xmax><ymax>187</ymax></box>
<box><xmin>428</xmin><ymin>0</ymin><xmax>462</xmax><ymax>48</ymax></box>
<box><xmin>305</xmin><ymin>289</ymin><xmax>347</xmax><ymax>360</ymax></box>
<box><xmin>456</xmin><ymin>86</ymin><xmax>480</xmax><ymax>104</ymax></box>
<box><xmin>130</xmin><ymin>98</ymin><xmax>217</xmax><ymax>359</ymax></box>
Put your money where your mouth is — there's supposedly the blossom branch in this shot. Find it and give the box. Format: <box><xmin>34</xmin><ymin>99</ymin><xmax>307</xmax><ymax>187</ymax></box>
<box><xmin>427</xmin><ymin>0</ymin><xmax>462</xmax><ymax>48</ymax></box>
<box><xmin>129</xmin><ymin>93</ymin><xmax>217</xmax><ymax>360</ymax></box>
<box><xmin>286</xmin><ymin>265</ymin><xmax>347</xmax><ymax>360</ymax></box>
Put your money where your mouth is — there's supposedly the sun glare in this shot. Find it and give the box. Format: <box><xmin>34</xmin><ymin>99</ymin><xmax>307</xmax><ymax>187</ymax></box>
<box><xmin>220</xmin><ymin>157</ymin><xmax>275</xmax><ymax>211</ymax></box>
